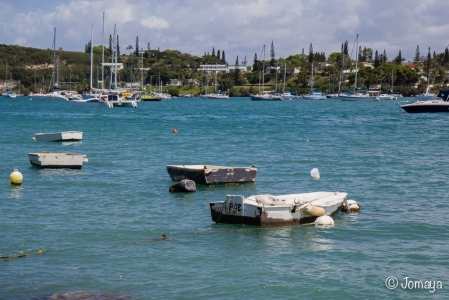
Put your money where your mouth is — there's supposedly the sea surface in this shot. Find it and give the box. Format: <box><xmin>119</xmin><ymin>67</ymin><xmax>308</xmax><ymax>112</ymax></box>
<box><xmin>1</xmin><ymin>96</ymin><xmax>448</xmax><ymax>299</ymax></box>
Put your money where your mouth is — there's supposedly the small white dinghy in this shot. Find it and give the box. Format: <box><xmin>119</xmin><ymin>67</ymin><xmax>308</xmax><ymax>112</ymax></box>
<box><xmin>28</xmin><ymin>152</ymin><xmax>88</xmax><ymax>169</ymax></box>
<box><xmin>34</xmin><ymin>131</ymin><xmax>83</xmax><ymax>142</ymax></box>
<box><xmin>210</xmin><ymin>191</ymin><xmax>348</xmax><ymax>226</ymax></box>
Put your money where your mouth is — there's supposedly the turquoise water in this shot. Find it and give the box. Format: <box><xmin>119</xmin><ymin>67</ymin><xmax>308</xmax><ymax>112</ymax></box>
<box><xmin>1</xmin><ymin>97</ymin><xmax>448</xmax><ymax>299</ymax></box>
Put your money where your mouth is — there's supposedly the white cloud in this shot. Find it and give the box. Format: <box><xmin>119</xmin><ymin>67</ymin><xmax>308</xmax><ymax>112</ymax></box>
<box><xmin>141</xmin><ymin>17</ymin><xmax>169</xmax><ymax>30</ymax></box>
<box><xmin>0</xmin><ymin>0</ymin><xmax>448</xmax><ymax>63</ymax></box>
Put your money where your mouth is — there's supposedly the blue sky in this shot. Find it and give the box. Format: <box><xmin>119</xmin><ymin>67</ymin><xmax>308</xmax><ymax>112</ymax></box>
<box><xmin>1</xmin><ymin>0</ymin><xmax>448</xmax><ymax>63</ymax></box>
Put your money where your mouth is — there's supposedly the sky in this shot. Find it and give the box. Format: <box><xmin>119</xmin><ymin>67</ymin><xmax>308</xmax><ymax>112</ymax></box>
<box><xmin>1</xmin><ymin>0</ymin><xmax>449</xmax><ymax>64</ymax></box>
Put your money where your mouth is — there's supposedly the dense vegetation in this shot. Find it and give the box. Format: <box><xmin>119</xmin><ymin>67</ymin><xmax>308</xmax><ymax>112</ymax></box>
<box><xmin>1</xmin><ymin>43</ymin><xmax>448</xmax><ymax>96</ymax></box>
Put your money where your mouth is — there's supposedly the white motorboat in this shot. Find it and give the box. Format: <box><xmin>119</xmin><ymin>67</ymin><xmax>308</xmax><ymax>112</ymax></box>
<box><xmin>28</xmin><ymin>152</ymin><xmax>88</xmax><ymax>169</ymax></box>
<box><xmin>413</xmin><ymin>82</ymin><xmax>436</xmax><ymax>100</ymax></box>
<box><xmin>34</xmin><ymin>131</ymin><xmax>83</xmax><ymax>142</ymax></box>
<box><xmin>280</xmin><ymin>92</ymin><xmax>301</xmax><ymax>100</ymax></box>
<box><xmin>210</xmin><ymin>191</ymin><xmax>348</xmax><ymax>226</ymax></box>
<box><xmin>378</xmin><ymin>94</ymin><xmax>397</xmax><ymax>100</ymax></box>
<box><xmin>401</xmin><ymin>89</ymin><xmax>449</xmax><ymax>113</ymax></box>
<box><xmin>302</xmin><ymin>91</ymin><xmax>326</xmax><ymax>100</ymax></box>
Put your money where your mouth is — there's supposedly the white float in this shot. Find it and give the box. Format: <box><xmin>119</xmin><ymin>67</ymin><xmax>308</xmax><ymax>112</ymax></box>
<box><xmin>310</xmin><ymin>168</ymin><xmax>320</xmax><ymax>179</ymax></box>
<box><xmin>315</xmin><ymin>215</ymin><xmax>334</xmax><ymax>226</ymax></box>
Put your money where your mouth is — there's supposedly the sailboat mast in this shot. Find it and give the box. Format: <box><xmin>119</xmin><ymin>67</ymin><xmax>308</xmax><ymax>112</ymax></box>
<box><xmin>391</xmin><ymin>70</ymin><xmax>393</xmax><ymax>91</ymax></box>
<box><xmin>101</xmin><ymin>12</ymin><xmax>105</xmax><ymax>90</ymax></box>
<box><xmin>4</xmin><ymin>60</ymin><xmax>6</xmax><ymax>92</ymax></box>
<box><xmin>114</xmin><ymin>25</ymin><xmax>118</xmax><ymax>89</ymax></box>
<box><xmin>262</xmin><ymin>45</ymin><xmax>265</xmax><ymax>93</ymax></box>
<box><xmin>311</xmin><ymin>62</ymin><xmax>313</xmax><ymax>92</ymax></box>
<box><xmin>53</xmin><ymin>28</ymin><xmax>56</xmax><ymax>90</ymax></box>
<box><xmin>283</xmin><ymin>63</ymin><xmax>286</xmax><ymax>92</ymax></box>
<box><xmin>90</xmin><ymin>24</ymin><xmax>93</xmax><ymax>91</ymax></box>
<box><xmin>354</xmin><ymin>33</ymin><xmax>359</xmax><ymax>93</ymax></box>
<box><xmin>141</xmin><ymin>48</ymin><xmax>143</xmax><ymax>91</ymax></box>
<box><xmin>340</xmin><ymin>47</ymin><xmax>345</xmax><ymax>92</ymax></box>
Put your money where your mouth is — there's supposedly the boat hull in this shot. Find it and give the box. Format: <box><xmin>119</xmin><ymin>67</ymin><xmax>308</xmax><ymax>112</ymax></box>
<box><xmin>34</xmin><ymin>131</ymin><xmax>83</xmax><ymax>142</ymax></box>
<box><xmin>111</xmin><ymin>100</ymin><xmax>137</xmax><ymax>107</ymax></box>
<box><xmin>302</xmin><ymin>95</ymin><xmax>326</xmax><ymax>100</ymax></box>
<box><xmin>340</xmin><ymin>95</ymin><xmax>379</xmax><ymax>101</ymax></box>
<box><xmin>28</xmin><ymin>152</ymin><xmax>88</xmax><ymax>169</ymax></box>
<box><xmin>401</xmin><ymin>101</ymin><xmax>449</xmax><ymax>113</ymax></box>
<box><xmin>166</xmin><ymin>165</ymin><xmax>257</xmax><ymax>185</ymax></box>
<box><xmin>70</xmin><ymin>99</ymin><xmax>113</xmax><ymax>108</ymax></box>
<box><xmin>210</xmin><ymin>192</ymin><xmax>347</xmax><ymax>226</ymax></box>
<box><xmin>250</xmin><ymin>95</ymin><xmax>283</xmax><ymax>101</ymax></box>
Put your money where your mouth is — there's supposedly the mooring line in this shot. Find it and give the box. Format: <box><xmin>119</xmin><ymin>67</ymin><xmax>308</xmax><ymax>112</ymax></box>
<box><xmin>1</xmin><ymin>227</ymin><xmax>267</xmax><ymax>261</ymax></box>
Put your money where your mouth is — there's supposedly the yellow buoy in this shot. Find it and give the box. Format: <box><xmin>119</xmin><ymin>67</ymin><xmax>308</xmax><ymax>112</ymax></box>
<box><xmin>10</xmin><ymin>169</ymin><xmax>23</xmax><ymax>185</ymax></box>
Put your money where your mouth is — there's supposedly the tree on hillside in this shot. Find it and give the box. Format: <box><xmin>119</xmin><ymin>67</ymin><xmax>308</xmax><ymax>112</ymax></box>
<box><xmin>383</xmin><ymin>49</ymin><xmax>387</xmax><ymax>63</ymax></box>
<box><xmin>117</xmin><ymin>35</ymin><xmax>120</xmax><ymax>56</ymax></box>
<box><xmin>270</xmin><ymin>41</ymin><xmax>275</xmax><ymax>66</ymax></box>
<box><xmin>222</xmin><ymin>50</ymin><xmax>226</xmax><ymax>62</ymax></box>
<box><xmin>414</xmin><ymin>45</ymin><xmax>420</xmax><ymax>63</ymax></box>
<box><xmin>135</xmin><ymin>36</ymin><xmax>139</xmax><ymax>56</ymax></box>
<box><xmin>234</xmin><ymin>55</ymin><xmax>240</xmax><ymax>84</ymax></box>
<box><xmin>85</xmin><ymin>41</ymin><xmax>91</xmax><ymax>54</ymax></box>
<box><xmin>374</xmin><ymin>50</ymin><xmax>380</xmax><ymax>68</ymax></box>
<box><xmin>394</xmin><ymin>50</ymin><xmax>402</xmax><ymax>65</ymax></box>
<box><xmin>308</xmin><ymin>43</ymin><xmax>313</xmax><ymax>63</ymax></box>
<box><xmin>217</xmin><ymin>49</ymin><xmax>220</xmax><ymax>60</ymax></box>
<box><xmin>344</xmin><ymin>41</ymin><xmax>348</xmax><ymax>55</ymax></box>
<box><xmin>147</xmin><ymin>42</ymin><xmax>150</xmax><ymax>50</ymax></box>
<box><xmin>109</xmin><ymin>34</ymin><xmax>112</xmax><ymax>56</ymax></box>
<box><xmin>212</xmin><ymin>47</ymin><xmax>215</xmax><ymax>57</ymax></box>
<box><xmin>358</xmin><ymin>46</ymin><xmax>362</xmax><ymax>62</ymax></box>
<box><xmin>425</xmin><ymin>47</ymin><xmax>431</xmax><ymax>77</ymax></box>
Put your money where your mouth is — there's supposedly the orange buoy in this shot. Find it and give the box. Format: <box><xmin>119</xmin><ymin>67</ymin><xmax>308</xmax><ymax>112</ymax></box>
<box><xmin>172</xmin><ymin>129</ymin><xmax>178</xmax><ymax>134</ymax></box>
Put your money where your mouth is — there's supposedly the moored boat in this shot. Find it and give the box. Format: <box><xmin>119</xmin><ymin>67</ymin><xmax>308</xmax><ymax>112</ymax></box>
<box><xmin>302</xmin><ymin>91</ymin><xmax>326</xmax><ymax>100</ymax></box>
<box><xmin>166</xmin><ymin>164</ymin><xmax>257</xmax><ymax>185</ymax></box>
<box><xmin>401</xmin><ymin>89</ymin><xmax>449</xmax><ymax>113</ymax></box>
<box><xmin>34</xmin><ymin>131</ymin><xmax>83</xmax><ymax>142</ymax></box>
<box><xmin>28</xmin><ymin>152</ymin><xmax>88</xmax><ymax>169</ymax></box>
<box><xmin>250</xmin><ymin>93</ymin><xmax>282</xmax><ymax>101</ymax></box>
<box><xmin>210</xmin><ymin>191</ymin><xmax>348</xmax><ymax>226</ymax></box>
<box><xmin>70</xmin><ymin>97</ymin><xmax>114</xmax><ymax>108</ymax></box>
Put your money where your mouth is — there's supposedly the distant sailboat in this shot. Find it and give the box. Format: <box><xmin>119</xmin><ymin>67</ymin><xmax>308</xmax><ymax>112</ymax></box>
<box><xmin>340</xmin><ymin>34</ymin><xmax>379</xmax><ymax>101</ymax></box>
<box><xmin>90</xmin><ymin>23</ymin><xmax>138</xmax><ymax>107</ymax></box>
<box><xmin>302</xmin><ymin>62</ymin><xmax>326</xmax><ymax>100</ymax></box>
<box><xmin>250</xmin><ymin>45</ymin><xmax>282</xmax><ymax>101</ymax></box>
<box><xmin>71</xmin><ymin>23</ymin><xmax>113</xmax><ymax>108</ymax></box>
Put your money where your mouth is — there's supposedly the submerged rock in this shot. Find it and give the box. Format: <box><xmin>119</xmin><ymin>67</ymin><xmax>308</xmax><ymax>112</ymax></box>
<box><xmin>169</xmin><ymin>179</ymin><xmax>196</xmax><ymax>193</ymax></box>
